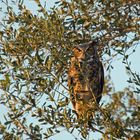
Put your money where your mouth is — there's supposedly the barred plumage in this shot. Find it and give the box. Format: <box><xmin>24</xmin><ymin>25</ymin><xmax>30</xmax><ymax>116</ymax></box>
<box><xmin>68</xmin><ymin>40</ymin><xmax>104</xmax><ymax>120</ymax></box>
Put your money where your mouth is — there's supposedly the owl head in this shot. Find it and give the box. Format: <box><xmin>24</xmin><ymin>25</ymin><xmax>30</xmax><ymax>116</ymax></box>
<box><xmin>72</xmin><ymin>40</ymin><xmax>98</xmax><ymax>63</ymax></box>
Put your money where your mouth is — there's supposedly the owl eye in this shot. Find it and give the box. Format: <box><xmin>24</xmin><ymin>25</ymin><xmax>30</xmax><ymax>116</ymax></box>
<box><xmin>76</xmin><ymin>48</ymin><xmax>82</xmax><ymax>52</ymax></box>
<box><xmin>73</xmin><ymin>48</ymin><xmax>81</xmax><ymax>53</ymax></box>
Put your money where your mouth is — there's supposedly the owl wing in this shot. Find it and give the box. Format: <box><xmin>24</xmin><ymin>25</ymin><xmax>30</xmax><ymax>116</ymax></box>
<box><xmin>99</xmin><ymin>61</ymin><xmax>104</xmax><ymax>93</ymax></box>
<box><xmin>96</xmin><ymin>61</ymin><xmax>104</xmax><ymax>103</ymax></box>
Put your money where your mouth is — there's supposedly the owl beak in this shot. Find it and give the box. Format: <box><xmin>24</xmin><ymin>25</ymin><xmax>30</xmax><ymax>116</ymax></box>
<box><xmin>79</xmin><ymin>61</ymin><xmax>83</xmax><ymax>68</ymax></box>
<box><xmin>78</xmin><ymin>58</ymin><xmax>85</xmax><ymax>67</ymax></box>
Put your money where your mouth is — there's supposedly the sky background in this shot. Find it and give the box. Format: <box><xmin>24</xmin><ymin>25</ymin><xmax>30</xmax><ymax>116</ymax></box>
<box><xmin>0</xmin><ymin>0</ymin><xmax>140</xmax><ymax>140</ymax></box>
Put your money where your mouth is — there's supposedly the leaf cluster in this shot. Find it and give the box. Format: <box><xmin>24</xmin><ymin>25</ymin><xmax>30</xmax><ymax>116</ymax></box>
<box><xmin>0</xmin><ymin>0</ymin><xmax>139</xmax><ymax>139</ymax></box>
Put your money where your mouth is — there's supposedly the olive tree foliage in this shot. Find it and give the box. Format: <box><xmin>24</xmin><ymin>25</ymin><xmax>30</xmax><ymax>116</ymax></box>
<box><xmin>0</xmin><ymin>0</ymin><xmax>140</xmax><ymax>139</ymax></box>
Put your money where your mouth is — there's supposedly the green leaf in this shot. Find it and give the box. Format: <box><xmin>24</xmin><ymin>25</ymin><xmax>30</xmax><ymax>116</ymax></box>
<box><xmin>4</xmin><ymin>121</ymin><xmax>12</xmax><ymax>125</ymax></box>
<box><xmin>77</xmin><ymin>19</ymin><xmax>85</xmax><ymax>25</ymax></box>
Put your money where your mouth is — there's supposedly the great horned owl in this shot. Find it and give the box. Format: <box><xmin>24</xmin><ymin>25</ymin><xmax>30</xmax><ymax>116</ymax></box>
<box><xmin>68</xmin><ymin>40</ymin><xmax>104</xmax><ymax>120</ymax></box>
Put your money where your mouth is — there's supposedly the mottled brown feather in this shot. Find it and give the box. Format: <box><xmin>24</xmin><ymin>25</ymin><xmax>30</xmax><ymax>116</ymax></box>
<box><xmin>68</xmin><ymin>40</ymin><xmax>104</xmax><ymax>119</ymax></box>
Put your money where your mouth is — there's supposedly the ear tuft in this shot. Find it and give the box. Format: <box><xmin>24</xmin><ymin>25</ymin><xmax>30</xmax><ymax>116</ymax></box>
<box><xmin>89</xmin><ymin>40</ymin><xmax>98</xmax><ymax>46</ymax></box>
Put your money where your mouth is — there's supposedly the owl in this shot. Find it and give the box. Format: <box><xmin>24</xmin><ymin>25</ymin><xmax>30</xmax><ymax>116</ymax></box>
<box><xmin>68</xmin><ymin>40</ymin><xmax>104</xmax><ymax>121</ymax></box>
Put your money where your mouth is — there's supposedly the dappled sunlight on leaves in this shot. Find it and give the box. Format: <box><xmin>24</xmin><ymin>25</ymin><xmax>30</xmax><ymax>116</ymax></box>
<box><xmin>0</xmin><ymin>0</ymin><xmax>139</xmax><ymax>139</ymax></box>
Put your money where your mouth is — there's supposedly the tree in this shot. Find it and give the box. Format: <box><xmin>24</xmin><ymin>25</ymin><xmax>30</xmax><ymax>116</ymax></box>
<box><xmin>0</xmin><ymin>0</ymin><xmax>140</xmax><ymax>139</ymax></box>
